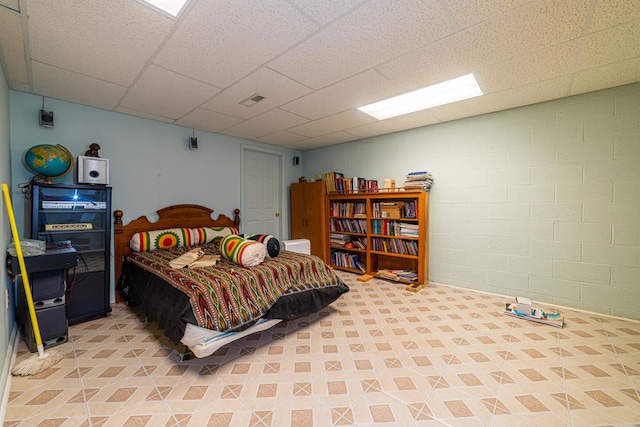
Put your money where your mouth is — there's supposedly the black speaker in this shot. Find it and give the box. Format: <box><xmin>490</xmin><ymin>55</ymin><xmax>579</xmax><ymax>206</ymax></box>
<box><xmin>39</xmin><ymin>109</ymin><xmax>54</xmax><ymax>128</ymax></box>
<box><xmin>23</xmin><ymin>305</ymin><xmax>68</xmax><ymax>352</ymax></box>
<box><xmin>189</xmin><ymin>137</ymin><xmax>198</xmax><ymax>150</ymax></box>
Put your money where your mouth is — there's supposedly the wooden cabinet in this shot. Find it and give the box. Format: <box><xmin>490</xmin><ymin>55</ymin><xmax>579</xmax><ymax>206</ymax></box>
<box><xmin>290</xmin><ymin>181</ymin><xmax>328</xmax><ymax>262</ymax></box>
<box><xmin>30</xmin><ymin>183</ymin><xmax>112</xmax><ymax>324</ymax></box>
<box><xmin>327</xmin><ymin>191</ymin><xmax>429</xmax><ymax>290</ymax></box>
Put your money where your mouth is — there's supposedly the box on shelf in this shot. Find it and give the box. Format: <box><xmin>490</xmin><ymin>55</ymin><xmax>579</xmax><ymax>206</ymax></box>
<box><xmin>381</xmin><ymin>202</ymin><xmax>404</xmax><ymax>219</ymax></box>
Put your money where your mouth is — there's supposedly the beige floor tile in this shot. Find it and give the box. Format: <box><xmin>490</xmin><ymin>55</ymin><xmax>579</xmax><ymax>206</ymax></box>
<box><xmin>5</xmin><ymin>271</ymin><xmax>640</xmax><ymax>426</ymax></box>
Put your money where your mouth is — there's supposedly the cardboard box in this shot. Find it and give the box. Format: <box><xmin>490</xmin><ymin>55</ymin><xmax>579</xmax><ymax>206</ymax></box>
<box><xmin>381</xmin><ymin>203</ymin><xmax>404</xmax><ymax>219</ymax></box>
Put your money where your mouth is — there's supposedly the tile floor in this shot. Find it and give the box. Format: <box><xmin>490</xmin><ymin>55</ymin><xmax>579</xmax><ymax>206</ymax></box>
<box><xmin>5</xmin><ymin>271</ymin><xmax>640</xmax><ymax>426</ymax></box>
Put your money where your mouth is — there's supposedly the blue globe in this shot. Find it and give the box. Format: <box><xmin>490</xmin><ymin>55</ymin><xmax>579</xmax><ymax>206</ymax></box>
<box><xmin>23</xmin><ymin>144</ymin><xmax>73</xmax><ymax>182</ymax></box>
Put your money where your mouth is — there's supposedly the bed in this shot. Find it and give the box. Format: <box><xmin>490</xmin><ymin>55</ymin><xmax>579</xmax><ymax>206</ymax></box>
<box><xmin>113</xmin><ymin>204</ymin><xmax>349</xmax><ymax>359</ymax></box>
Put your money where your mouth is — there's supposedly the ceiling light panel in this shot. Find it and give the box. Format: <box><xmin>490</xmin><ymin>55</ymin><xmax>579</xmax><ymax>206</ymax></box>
<box><xmin>142</xmin><ymin>0</ymin><xmax>188</xmax><ymax>16</ymax></box>
<box><xmin>358</xmin><ymin>74</ymin><xmax>483</xmax><ymax>120</ymax></box>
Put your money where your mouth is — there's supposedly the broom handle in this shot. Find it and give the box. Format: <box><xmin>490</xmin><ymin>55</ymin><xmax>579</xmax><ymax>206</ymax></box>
<box><xmin>2</xmin><ymin>183</ymin><xmax>45</xmax><ymax>357</ymax></box>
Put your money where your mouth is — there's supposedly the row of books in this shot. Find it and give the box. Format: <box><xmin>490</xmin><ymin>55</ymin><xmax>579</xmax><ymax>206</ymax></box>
<box><xmin>371</xmin><ymin>220</ymin><xmax>418</xmax><ymax>237</ymax></box>
<box><xmin>329</xmin><ymin>201</ymin><xmax>366</xmax><ymax>218</ymax></box>
<box><xmin>323</xmin><ymin>172</ymin><xmax>379</xmax><ymax>194</ymax></box>
<box><xmin>371</xmin><ymin>237</ymin><xmax>418</xmax><ymax>256</ymax></box>
<box><xmin>376</xmin><ymin>269</ymin><xmax>418</xmax><ymax>284</ymax></box>
<box><xmin>329</xmin><ymin>218</ymin><xmax>367</xmax><ymax>234</ymax></box>
<box><xmin>331</xmin><ymin>251</ymin><xmax>366</xmax><ymax>272</ymax></box>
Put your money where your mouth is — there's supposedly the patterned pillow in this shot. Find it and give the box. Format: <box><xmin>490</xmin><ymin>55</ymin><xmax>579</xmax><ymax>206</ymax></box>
<box><xmin>192</xmin><ymin>226</ymin><xmax>238</xmax><ymax>245</ymax></box>
<box><xmin>219</xmin><ymin>235</ymin><xmax>266</xmax><ymax>267</ymax></box>
<box><xmin>243</xmin><ymin>234</ymin><xmax>280</xmax><ymax>258</ymax></box>
<box><xmin>130</xmin><ymin>228</ymin><xmax>196</xmax><ymax>252</ymax></box>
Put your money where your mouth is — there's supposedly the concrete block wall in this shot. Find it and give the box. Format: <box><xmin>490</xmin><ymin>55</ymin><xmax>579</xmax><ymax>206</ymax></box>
<box><xmin>304</xmin><ymin>82</ymin><xmax>640</xmax><ymax>320</ymax></box>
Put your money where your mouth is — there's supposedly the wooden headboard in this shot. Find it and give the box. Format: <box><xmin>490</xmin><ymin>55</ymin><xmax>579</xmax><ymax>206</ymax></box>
<box><xmin>113</xmin><ymin>204</ymin><xmax>240</xmax><ymax>301</ymax></box>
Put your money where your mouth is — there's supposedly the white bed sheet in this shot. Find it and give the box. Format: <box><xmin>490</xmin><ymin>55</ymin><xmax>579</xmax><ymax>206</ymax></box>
<box><xmin>181</xmin><ymin>318</ymin><xmax>282</xmax><ymax>358</ymax></box>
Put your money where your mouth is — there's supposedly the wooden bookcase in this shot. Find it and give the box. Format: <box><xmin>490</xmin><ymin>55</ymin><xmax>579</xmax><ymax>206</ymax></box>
<box><xmin>327</xmin><ymin>191</ymin><xmax>429</xmax><ymax>290</ymax></box>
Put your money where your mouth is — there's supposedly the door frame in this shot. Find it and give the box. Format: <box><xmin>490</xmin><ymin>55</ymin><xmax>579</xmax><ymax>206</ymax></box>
<box><xmin>240</xmin><ymin>144</ymin><xmax>284</xmax><ymax>239</ymax></box>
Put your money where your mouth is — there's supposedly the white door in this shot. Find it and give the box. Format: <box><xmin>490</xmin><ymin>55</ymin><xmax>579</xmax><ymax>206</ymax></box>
<box><xmin>242</xmin><ymin>149</ymin><xmax>282</xmax><ymax>238</ymax></box>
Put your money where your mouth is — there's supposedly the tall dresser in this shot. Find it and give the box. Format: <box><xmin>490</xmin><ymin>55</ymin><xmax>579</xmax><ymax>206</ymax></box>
<box><xmin>290</xmin><ymin>181</ymin><xmax>328</xmax><ymax>262</ymax></box>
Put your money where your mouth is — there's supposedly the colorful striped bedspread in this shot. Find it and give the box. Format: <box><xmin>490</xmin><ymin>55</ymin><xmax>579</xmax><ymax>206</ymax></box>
<box><xmin>124</xmin><ymin>244</ymin><xmax>345</xmax><ymax>333</ymax></box>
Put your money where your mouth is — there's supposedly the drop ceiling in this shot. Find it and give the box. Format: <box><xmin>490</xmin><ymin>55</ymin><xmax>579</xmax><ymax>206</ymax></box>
<box><xmin>0</xmin><ymin>0</ymin><xmax>638</xmax><ymax>150</ymax></box>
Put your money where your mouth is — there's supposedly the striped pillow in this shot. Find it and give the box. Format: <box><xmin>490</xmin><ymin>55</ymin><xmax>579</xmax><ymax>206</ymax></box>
<box><xmin>219</xmin><ymin>235</ymin><xmax>266</xmax><ymax>267</ymax></box>
<box><xmin>192</xmin><ymin>226</ymin><xmax>238</xmax><ymax>245</ymax></box>
<box><xmin>130</xmin><ymin>228</ymin><xmax>196</xmax><ymax>252</ymax></box>
<box><xmin>244</xmin><ymin>234</ymin><xmax>280</xmax><ymax>258</ymax></box>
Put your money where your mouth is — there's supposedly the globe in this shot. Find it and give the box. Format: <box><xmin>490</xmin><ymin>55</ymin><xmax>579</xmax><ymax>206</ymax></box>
<box><xmin>23</xmin><ymin>144</ymin><xmax>74</xmax><ymax>183</ymax></box>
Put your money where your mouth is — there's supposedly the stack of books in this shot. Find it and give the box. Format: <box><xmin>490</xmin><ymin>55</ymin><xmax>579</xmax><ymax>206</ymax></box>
<box><xmin>398</xmin><ymin>222</ymin><xmax>418</xmax><ymax>237</ymax></box>
<box><xmin>330</xmin><ymin>233</ymin><xmax>350</xmax><ymax>247</ymax></box>
<box><xmin>403</xmin><ymin>171</ymin><xmax>434</xmax><ymax>191</ymax></box>
<box><xmin>376</xmin><ymin>269</ymin><xmax>418</xmax><ymax>283</ymax></box>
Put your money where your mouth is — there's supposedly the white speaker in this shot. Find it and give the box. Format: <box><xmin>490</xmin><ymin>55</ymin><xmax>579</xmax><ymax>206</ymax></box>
<box><xmin>77</xmin><ymin>156</ymin><xmax>109</xmax><ymax>184</ymax></box>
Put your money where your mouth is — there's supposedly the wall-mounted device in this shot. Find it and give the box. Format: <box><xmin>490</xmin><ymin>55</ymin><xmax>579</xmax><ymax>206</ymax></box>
<box><xmin>39</xmin><ymin>109</ymin><xmax>54</xmax><ymax>128</ymax></box>
<box><xmin>77</xmin><ymin>155</ymin><xmax>109</xmax><ymax>185</ymax></box>
<box><xmin>189</xmin><ymin>128</ymin><xmax>198</xmax><ymax>150</ymax></box>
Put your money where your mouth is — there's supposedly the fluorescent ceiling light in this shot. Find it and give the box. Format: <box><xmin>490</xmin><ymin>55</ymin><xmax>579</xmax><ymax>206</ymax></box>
<box><xmin>358</xmin><ymin>73</ymin><xmax>483</xmax><ymax>120</ymax></box>
<box><xmin>142</xmin><ymin>0</ymin><xmax>188</xmax><ymax>16</ymax></box>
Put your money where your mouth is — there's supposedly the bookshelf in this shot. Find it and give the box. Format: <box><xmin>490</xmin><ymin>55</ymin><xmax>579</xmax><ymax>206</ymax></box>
<box><xmin>326</xmin><ymin>190</ymin><xmax>429</xmax><ymax>290</ymax></box>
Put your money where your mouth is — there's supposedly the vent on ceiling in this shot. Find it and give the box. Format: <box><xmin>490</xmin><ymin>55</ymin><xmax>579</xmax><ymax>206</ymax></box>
<box><xmin>240</xmin><ymin>94</ymin><xmax>266</xmax><ymax>107</ymax></box>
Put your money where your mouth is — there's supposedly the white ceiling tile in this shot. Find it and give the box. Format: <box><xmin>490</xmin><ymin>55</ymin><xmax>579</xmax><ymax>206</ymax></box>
<box><xmin>479</xmin><ymin>20</ymin><xmax>640</xmax><ymax>94</ymax></box>
<box><xmin>114</xmin><ymin>106</ymin><xmax>175</xmax><ymax>124</ymax></box>
<box><xmin>175</xmin><ymin>108</ymin><xmax>243</xmax><ymax>133</ymax></box>
<box><xmin>570</xmin><ymin>57</ymin><xmax>640</xmax><ymax>96</ymax></box>
<box><xmin>226</xmin><ymin>108</ymin><xmax>309</xmax><ymax>138</ymax></box>
<box><xmin>287</xmin><ymin>0</ymin><xmax>369</xmax><ymax>26</ymax></box>
<box><xmin>255</xmin><ymin>131</ymin><xmax>309</xmax><ymax>147</ymax></box>
<box><xmin>0</xmin><ymin>1</ymin><xmax>19</xmax><ymax>10</ymax></box>
<box><xmin>445</xmin><ymin>0</ymin><xmax>532</xmax><ymax>29</ymax></box>
<box><xmin>0</xmin><ymin>7</ymin><xmax>28</xmax><ymax>86</ymax></box>
<box><xmin>279</xmin><ymin>70</ymin><xmax>406</xmax><ymax>120</ymax></box>
<box><xmin>200</xmin><ymin>67</ymin><xmax>313</xmax><ymax>119</ymax></box>
<box><xmin>119</xmin><ymin>65</ymin><xmax>221</xmax><ymax>119</ymax></box>
<box><xmin>499</xmin><ymin>0</ymin><xmax>589</xmax><ymax>56</ymax></box>
<box><xmin>32</xmin><ymin>62</ymin><xmax>127</xmax><ymax>110</ymax></box>
<box><xmin>26</xmin><ymin>0</ymin><xmax>174</xmax><ymax>85</ymax></box>
<box><xmin>376</xmin><ymin>22</ymin><xmax>520</xmax><ymax>91</ymax></box>
<box><xmin>288</xmin><ymin>110</ymin><xmax>375</xmax><ymax>138</ymax></box>
<box><xmin>154</xmin><ymin>0</ymin><xmax>318</xmax><ymax>88</ymax></box>
<box><xmin>269</xmin><ymin>0</ymin><xmax>457</xmax><ymax>89</ymax></box>
<box><xmin>588</xmin><ymin>0</ymin><xmax>640</xmax><ymax>33</ymax></box>
<box><xmin>288</xmin><ymin>131</ymin><xmax>358</xmax><ymax>149</ymax></box>
<box><xmin>347</xmin><ymin>108</ymin><xmax>441</xmax><ymax>139</ymax></box>
<box><xmin>435</xmin><ymin>76</ymin><xmax>572</xmax><ymax>123</ymax></box>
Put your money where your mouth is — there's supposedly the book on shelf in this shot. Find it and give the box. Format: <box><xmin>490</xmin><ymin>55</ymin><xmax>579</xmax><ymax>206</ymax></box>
<box><xmin>331</xmin><ymin>250</ymin><xmax>366</xmax><ymax>271</ymax></box>
<box><xmin>325</xmin><ymin>172</ymin><xmax>378</xmax><ymax>194</ymax></box>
